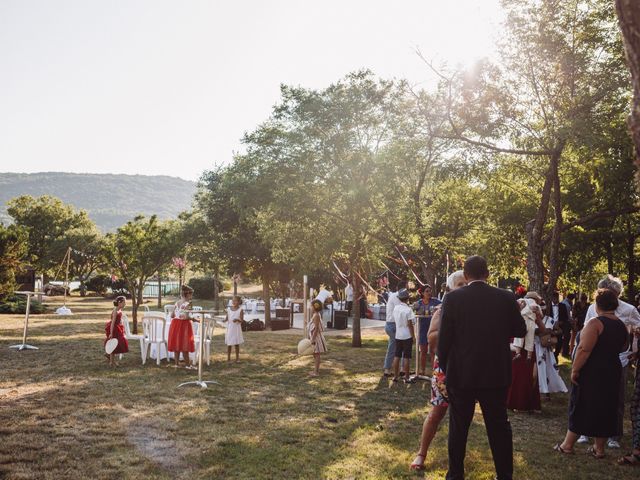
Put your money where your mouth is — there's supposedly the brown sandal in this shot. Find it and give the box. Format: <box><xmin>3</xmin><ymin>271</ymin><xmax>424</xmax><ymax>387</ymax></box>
<box><xmin>617</xmin><ymin>453</ymin><xmax>640</xmax><ymax>466</ymax></box>
<box><xmin>553</xmin><ymin>443</ymin><xmax>574</xmax><ymax>455</ymax></box>
<box><xmin>586</xmin><ymin>446</ymin><xmax>605</xmax><ymax>459</ymax></box>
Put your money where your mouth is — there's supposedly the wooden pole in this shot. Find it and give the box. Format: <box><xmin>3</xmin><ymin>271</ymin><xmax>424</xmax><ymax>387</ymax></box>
<box><xmin>63</xmin><ymin>247</ymin><xmax>71</xmax><ymax>307</ymax></box>
<box><xmin>303</xmin><ymin>275</ymin><xmax>308</xmax><ymax>337</ymax></box>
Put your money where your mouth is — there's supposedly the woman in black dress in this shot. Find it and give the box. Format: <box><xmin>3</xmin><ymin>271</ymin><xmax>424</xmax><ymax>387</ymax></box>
<box><xmin>554</xmin><ymin>289</ymin><xmax>628</xmax><ymax>458</ymax></box>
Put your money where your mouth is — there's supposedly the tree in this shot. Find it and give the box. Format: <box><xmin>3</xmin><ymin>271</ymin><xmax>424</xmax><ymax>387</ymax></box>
<box><xmin>0</xmin><ymin>224</ymin><xmax>28</xmax><ymax>299</ymax></box>
<box><xmin>103</xmin><ymin>215</ymin><xmax>184</xmax><ymax>333</ymax></box>
<box><xmin>7</xmin><ymin>195</ymin><xmax>95</xmax><ymax>276</ymax></box>
<box><xmin>430</xmin><ymin>0</ymin><xmax>630</xmax><ymax>298</ymax></box>
<box><xmin>615</xmin><ymin>0</ymin><xmax>640</xmax><ymax>169</ymax></box>
<box><xmin>51</xmin><ymin>224</ymin><xmax>104</xmax><ymax>295</ymax></box>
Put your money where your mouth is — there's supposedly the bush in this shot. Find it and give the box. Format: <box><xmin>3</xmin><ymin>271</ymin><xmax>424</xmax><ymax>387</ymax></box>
<box><xmin>86</xmin><ymin>274</ymin><xmax>110</xmax><ymax>295</ymax></box>
<box><xmin>188</xmin><ymin>277</ymin><xmax>223</xmax><ymax>300</ymax></box>
<box><xmin>0</xmin><ymin>294</ymin><xmax>46</xmax><ymax>314</ymax></box>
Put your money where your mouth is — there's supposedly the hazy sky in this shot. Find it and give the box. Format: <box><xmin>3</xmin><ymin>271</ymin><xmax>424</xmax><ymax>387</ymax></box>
<box><xmin>0</xmin><ymin>0</ymin><xmax>503</xmax><ymax>181</ymax></box>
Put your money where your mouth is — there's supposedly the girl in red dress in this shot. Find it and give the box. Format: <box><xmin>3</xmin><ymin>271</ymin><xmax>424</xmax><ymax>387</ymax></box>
<box><xmin>168</xmin><ymin>285</ymin><xmax>195</xmax><ymax>367</ymax></box>
<box><xmin>104</xmin><ymin>295</ymin><xmax>129</xmax><ymax>367</ymax></box>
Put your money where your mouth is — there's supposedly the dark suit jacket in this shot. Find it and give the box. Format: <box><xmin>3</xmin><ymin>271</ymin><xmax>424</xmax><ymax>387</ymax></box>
<box><xmin>437</xmin><ymin>281</ymin><xmax>526</xmax><ymax>389</ymax></box>
<box><xmin>547</xmin><ymin>302</ymin><xmax>570</xmax><ymax>327</ymax></box>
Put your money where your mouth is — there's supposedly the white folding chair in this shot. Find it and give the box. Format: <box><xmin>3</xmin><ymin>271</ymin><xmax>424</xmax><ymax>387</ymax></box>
<box><xmin>193</xmin><ymin>316</ymin><xmax>215</xmax><ymax>366</ymax></box>
<box><xmin>164</xmin><ymin>304</ymin><xmax>175</xmax><ymax>322</ymax></box>
<box><xmin>121</xmin><ymin>314</ymin><xmax>145</xmax><ymax>362</ymax></box>
<box><xmin>142</xmin><ymin>314</ymin><xmax>167</xmax><ymax>366</ymax></box>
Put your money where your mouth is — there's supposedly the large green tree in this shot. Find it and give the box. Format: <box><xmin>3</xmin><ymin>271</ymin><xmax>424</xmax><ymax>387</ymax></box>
<box><xmin>7</xmin><ymin>195</ymin><xmax>95</xmax><ymax>276</ymax></box>
<box><xmin>103</xmin><ymin>215</ymin><xmax>184</xmax><ymax>332</ymax></box>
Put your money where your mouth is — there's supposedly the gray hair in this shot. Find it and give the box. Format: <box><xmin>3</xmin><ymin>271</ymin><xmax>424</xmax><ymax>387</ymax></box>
<box><xmin>446</xmin><ymin>270</ymin><xmax>465</xmax><ymax>290</ymax></box>
<box><xmin>597</xmin><ymin>274</ymin><xmax>623</xmax><ymax>296</ymax></box>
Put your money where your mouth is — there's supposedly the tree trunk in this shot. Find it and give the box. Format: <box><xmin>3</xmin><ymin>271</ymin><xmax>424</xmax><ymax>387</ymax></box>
<box><xmin>544</xmin><ymin>158</ymin><xmax>563</xmax><ymax>300</ymax></box>
<box><xmin>352</xmin><ymin>273</ymin><xmax>362</xmax><ymax>347</ymax></box>
<box><xmin>615</xmin><ymin>0</ymin><xmax>640</xmax><ymax>170</ymax></box>
<box><xmin>157</xmin><ymin>275</ymin><xmax>162</xmax><ymax>309</ymax></box>
<box><xmin>526</xmin><ymin>148</ymin><xmax>563</xmax><ymax>296</ymax></box>
<box><xmin>262</xmin><ymin>273</ymin><xmax>271</xmax><ymax>328</ymax></box>
<box><xmin>213</xmin><ymin>270</ymin><xmax>220</xmax><ymax>313</ymax></box>
<box><xmin>130</xmin><ymin>282</ymin><xmax>140</xmax><ymax>334</ymax></box>
<box><xmin>605</xmin><ymin>237</ymin><xmax>614</xmax><ymax>275</ymax></box>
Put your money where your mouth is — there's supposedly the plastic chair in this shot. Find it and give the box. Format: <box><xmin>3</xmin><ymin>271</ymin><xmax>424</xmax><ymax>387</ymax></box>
<box><xmin>121</xmin><ymin>314</ymin><xmax>145</xmax><ymax>362</ymax></box>
<box><xmin>193</xmin><ymin>316</ymin><xmax>215</xmax><ymax>366</ymax></box>
<box><xmin>164</xmin><ymin>304</ymin><xmax>175</xmax><ymax>322</ymax></box>
<box><xmin>141</xmin><ymin>314</ymin><xmax>167</xmax><ymax>366</ymax></box>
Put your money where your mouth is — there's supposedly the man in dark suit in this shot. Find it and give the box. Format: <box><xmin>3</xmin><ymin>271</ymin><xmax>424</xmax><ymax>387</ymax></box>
<box><xmin>437</xmin><ymin>256</ymin><xmax>526</xmax><ymax>480</ymax></box>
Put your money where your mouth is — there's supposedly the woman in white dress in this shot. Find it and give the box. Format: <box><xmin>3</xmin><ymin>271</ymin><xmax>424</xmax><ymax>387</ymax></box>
<box><xmin>224</xmin><ymin>295</ymin><xmax>245</xmax><ymax>362</ymax></box>
<box><xmin>536</xmin><ymin>314</ymin><xmax>568</xmax><ymax>398</ymax></box>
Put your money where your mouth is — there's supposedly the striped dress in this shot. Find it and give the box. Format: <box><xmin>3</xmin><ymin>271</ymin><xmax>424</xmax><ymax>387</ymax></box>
<box><xmin>309</xmin><ymin>313</ymin><xmax>327</xmax><ymax>354</ymax></box>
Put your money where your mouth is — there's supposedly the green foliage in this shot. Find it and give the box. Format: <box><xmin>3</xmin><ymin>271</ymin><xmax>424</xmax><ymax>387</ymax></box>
<box><xmin>7</xmin><ymin>195</ymin><xmax>95</xmax><ymax>275</ymax></box>
<box><xmin>102</xmin><ymin>215</ymin><xmax>186</xmax><ymax>330</ymax></box>
<box><xmin>187</xmin><ymin>277</ymin><xmax>223</xmax><ymax>299</ymax></box>
<box><xmin>0</xmin><ymin>223</ymin><xmax>28</xmax><ymax>299</ymax></box>
<box><xmin>0</xmin><ymin>294</ymin><xmax>46</xmax><ymax>314</ymax></box>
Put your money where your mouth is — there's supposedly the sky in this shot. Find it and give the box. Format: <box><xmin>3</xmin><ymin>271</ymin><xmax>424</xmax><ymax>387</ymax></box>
<box><xmin>0</xmin><ymin>0</ymin><xmax>503</xmax><ymax>181</ymax></box>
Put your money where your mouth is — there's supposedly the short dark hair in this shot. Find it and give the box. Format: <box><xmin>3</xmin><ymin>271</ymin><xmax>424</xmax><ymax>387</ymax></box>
<box><xmin>595</xmin><ymin>288</ymin><xmax>618</xmax><ymax>312</ymax></box>
<box><xmin>311</xmin><ymin>299</ymin><xmax>323</xmax><ymax>311</ymax></box>
<box><xmin>463</xmin><ymin>256</ymin><xmax>489</xmax><ymax>280</ymax></box>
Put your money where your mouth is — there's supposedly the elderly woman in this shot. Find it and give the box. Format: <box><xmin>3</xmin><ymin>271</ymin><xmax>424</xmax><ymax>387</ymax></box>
<box><xmin>554</xmin><ymin>289</ymin><xmax>629</xmax><ymax>458</ymax></box>
<box><xmin>410</xmin><ymin>270</ymin><xmax>466</xmax><ymax>471</ymax></box>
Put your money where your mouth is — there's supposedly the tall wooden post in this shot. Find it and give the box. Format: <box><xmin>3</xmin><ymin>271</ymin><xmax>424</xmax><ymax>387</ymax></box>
<box><xmin>303</xmin><ymin>275</ymin><xmax>308</xmax><ymax>337</ymax></box>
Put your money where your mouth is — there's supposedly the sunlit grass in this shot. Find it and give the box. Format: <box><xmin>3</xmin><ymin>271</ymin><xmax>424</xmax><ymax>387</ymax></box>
<box><xmin>0</xmin><ymin>296</ymin><xmax>637</xmax><ymax>479</ymax></box>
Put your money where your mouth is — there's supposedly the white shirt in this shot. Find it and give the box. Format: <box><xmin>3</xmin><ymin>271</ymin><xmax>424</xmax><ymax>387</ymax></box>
<box><xmin>585</xmin><ymin>299</ymin><xmax>640</xmax><ymax>366</ymax></box>
<box><xmin>315</xmin><ymin>288</ymin><xmax>331</xmax><ymax>304</ymax></box>
<box><xmin>345</xmin><ymin>283</ymin><xmax>354</xmax><ymax>302</ymax></box>
<box><xmin>393</xmin><ymin>303</ymin><xmax>414</xmax><ymax>340</ymax></box>
<box><xmin>385</xmin><ymin>291</ymin><xmax>400</xmax><ymax>323</ymax></box>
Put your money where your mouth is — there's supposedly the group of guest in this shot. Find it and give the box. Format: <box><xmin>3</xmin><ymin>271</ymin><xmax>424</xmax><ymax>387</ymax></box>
<box><xmin>104</xmin><ymin>285</ymin><xmax>246</xmax><ymax>368</ymax></box>
<box><xmin>399</xmin><ymin>260</ymin><xmax>640</xmax><ymax>476</ymax></box>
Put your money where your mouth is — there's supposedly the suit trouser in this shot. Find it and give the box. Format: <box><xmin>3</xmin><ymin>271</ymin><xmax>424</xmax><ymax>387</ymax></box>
<box><xmin>554</xmin><ymin>323</ymin><xmax>571</xmax><ymax>359</ymax></box>
<box><xmin>446</xmin><ymin>386</ymin><xmax>513</xmax><ymax>480</ymax></box>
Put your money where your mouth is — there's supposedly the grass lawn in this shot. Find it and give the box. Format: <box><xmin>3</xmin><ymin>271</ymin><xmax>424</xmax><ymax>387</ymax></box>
<box><xmin>0</xmin><ymin>296</ymin><xmax>637</xmax><ymax>479</ymax></box>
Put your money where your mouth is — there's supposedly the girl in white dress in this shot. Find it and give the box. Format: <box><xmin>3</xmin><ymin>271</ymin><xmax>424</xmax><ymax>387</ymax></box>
<box><xmin>224</xmin><ymin>295</ymin><xmax>244</xmax><ymax>362</ymax></box>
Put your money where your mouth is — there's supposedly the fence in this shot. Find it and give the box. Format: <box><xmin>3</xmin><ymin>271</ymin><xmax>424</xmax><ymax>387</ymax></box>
<box><xmin>142</xmin><ymin>281</ymin><xmax>180</xmax><ymax>298</ymax></box>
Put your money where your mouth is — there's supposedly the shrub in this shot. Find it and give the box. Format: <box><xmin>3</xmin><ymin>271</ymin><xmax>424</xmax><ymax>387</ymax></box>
<box><xmin>85</xmin><ymin>274</ymin><xmax>110</xmax><ymax>295</ymax></box>
<box><xmin>0</xmin><ymin>294</ymin><xmax>46</xmax><ymax>314</ymax></box>
<box><xmin>188</xmin><ymin>277</ymin><xmax>223</xmax><ymax>299</ymax></box>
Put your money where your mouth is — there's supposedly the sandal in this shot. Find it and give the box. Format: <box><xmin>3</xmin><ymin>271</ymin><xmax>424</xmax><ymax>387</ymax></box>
<box><xmin>617</xmin><ymin>453</ymin><xmax>640</xmax><ymax>466</ymax></box>
<box><xmin>404</xmin><ymin>377</ymin><xmax>416</xmax><ymax>384</ymax></box>
<box><xmin>410</xmin><ymin>453</ymin><xmax>426</xmax><ymax>470</ymax></box>
<box><xmin>553</xmin><ymin>443</ymin><xmax>574</xmax><ymax>455</ymax></box>
<box><xmin>586</xmin><ymin>446</ymin><xmax>605</xmax><ymax>459</ymax></box>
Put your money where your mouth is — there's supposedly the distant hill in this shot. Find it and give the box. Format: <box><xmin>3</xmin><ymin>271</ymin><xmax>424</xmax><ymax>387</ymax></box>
<box><xmin>0</xmin><ymin>172</ymin><xmax>197</xmax><ymax>231</ymax></box>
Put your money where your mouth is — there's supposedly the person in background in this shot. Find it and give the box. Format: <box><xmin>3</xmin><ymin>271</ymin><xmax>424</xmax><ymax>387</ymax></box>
<box><xmin>309</xmin><ymin>299</ymin><xmax>328</xmax><ymax>376</ymax></box>
<box><xmin>554</xmin><ymin>289</ymin><xmax>628</xmax><ymax>458</ymax></box>
<box><xmin>410</xmin><ymin>271</ymin><xmax>466</xmax><ymax>471</ymax></box>
<box><xmin>577</xmin><ymin>275</ymin><xmax>640</xmax><ymax>449</ymax></box>
<box><xmin>392</xmin><ymin>288</ymin><xmax>415</xmax><ymax>384</ymax></box>
<box><xmin>437</xmin><ymin>256</ymin><xmax>526</xmax><ymax>480</ymax></box>
<box><xmin>345</xmin><ymin>279</ymin><xmax>354</xmax><ymax>317</ymax></box>
<box><xmin>383</xmin><ymin>281</ymin><xmax>407</xmax><ymax>377</ymax></box>
<box><xmin>224</xmin><ymin>295</ymin><xmax>244</xmax><ymax>362</ymax></box>
<box><xmin>570</xmin><ymin>293</ymin><xmax>589</xmax><ymax>354</ymax></box>
<box><xmin>413</xmin><ymin>285</ymin><xmax>441</xmax><ymax>376</ymax></box>
<box><xmin>618</xmin><ymin>325</ymin><xmax>640</xmax><ymax>466</ymax></box>
<box><xmin>549</xmin><ymin>291</ymin><xmax>571</xmax><ymax>361</ymax></box>
<box><xmin>168</xmin><ymin>285</ymin><xmax>196</xmax><ymax>368</ymax></box>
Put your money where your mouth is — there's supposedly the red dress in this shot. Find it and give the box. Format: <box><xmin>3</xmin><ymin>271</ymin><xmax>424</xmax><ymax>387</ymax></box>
<box><xmin>104</xmin><ymin>311</ymin><xmax>129</xmax><ymax>354</ymax></box>
<box><xmin>507</xmin><ymin>349</ymin><xmax>541</xmax><ymax>411</ymax></box>
<box><xmin>168</xmin><ymin>301</ymin><xmax>195</xmax><ymax>353</ymax></box>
